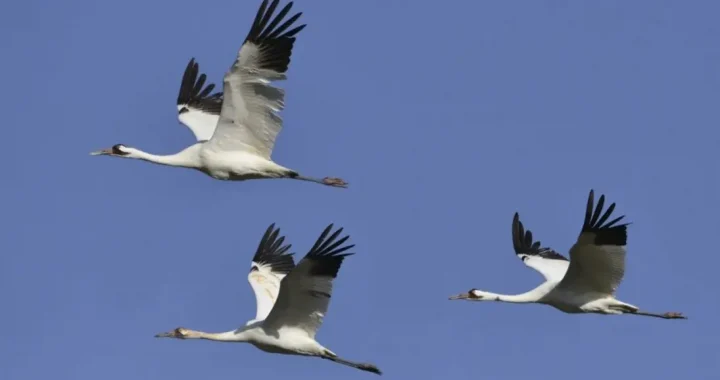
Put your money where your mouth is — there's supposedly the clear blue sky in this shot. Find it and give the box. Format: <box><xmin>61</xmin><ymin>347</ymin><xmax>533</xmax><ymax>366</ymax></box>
<box><xmin>3</xmin><ymin>0</ymin><xmax>719</xmax><ymax>379</ymax></box>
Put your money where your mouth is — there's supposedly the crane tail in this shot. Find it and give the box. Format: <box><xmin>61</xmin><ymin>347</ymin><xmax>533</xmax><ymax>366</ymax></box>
<box><xmin>321</xmin><ymin>351</ymin><xmax>382</xmax><ymax>375</ymax></box>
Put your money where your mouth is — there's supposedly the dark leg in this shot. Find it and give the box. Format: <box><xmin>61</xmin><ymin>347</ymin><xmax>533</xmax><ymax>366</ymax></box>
<box><xmin>610</xmin><ymin>303</ymin><xmax>687</xmax><ymax>320</ymax></box>
<box><xmin>321</xmin><ymin>351</ymin><xmax>382</xmax><ymax>375</ymax></box>
<box><xmin>288</xmin><ymin>172</ymin><xmax>348</xmax><ymax>188</ymax></box>
<box><xmin>629</xmin><ymin>310</ymin><xmax>687</xmax><ymax>320</ymax></box>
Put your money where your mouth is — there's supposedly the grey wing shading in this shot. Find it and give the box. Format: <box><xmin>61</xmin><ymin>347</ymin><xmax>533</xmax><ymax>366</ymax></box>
<box><xmin>512</xmin><ymin>213</ymin><xmax>569</xmax><ymax>282</ymax></box>
<box><xmin>558</xmin><ymin>190</ymin><xmax>629</xmax><ymax>295</ymax></box>
<box><xmin>177</xmin><ymin>58</ymin><xmax>223</xmax><ymax>141</ymax></box>
<box><xmin>262</xmin><ymin>224</ymin><xmax>354</xmax><ymax>338</ymax></box>
<box><xmin>208</xmin><ymin>0</ymin><xmax>306</xmax><ymax>157</ymax></box>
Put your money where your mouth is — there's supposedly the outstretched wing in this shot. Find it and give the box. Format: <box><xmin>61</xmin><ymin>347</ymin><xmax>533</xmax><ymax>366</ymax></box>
<box><xmin>248</xmin><ymin>223</ymin><xmax>295</xmax><ymax>321</ymax></box>
<box><xmin>208</xmin><ymin>0</ymin><xmax>306</xmax><ymax>158</ymax></box>
<box><xmin>176</xmin><ymin>58</ymin><xmax>223</xmax><ymax>141</ymax></box>
<box><xmin>512</xmin><ymin>213</ymin><xmax>569</xmax><ymax>282</ymax></box>
<box><xmin>558</xmin><ymin>190</ymin><xmax>629</xmax><ymax>295</ymax></box>
<box><xmin>263</xmin><ymin>224</ymin><xmax>354</xmax><ymax>338</ymax></box>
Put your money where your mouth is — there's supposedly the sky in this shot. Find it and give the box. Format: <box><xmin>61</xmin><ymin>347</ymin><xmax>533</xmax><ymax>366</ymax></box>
<box><xmin>2</xmin><ymin>0</ymin><xmax>719</xmax><ymax>379</ymax></box>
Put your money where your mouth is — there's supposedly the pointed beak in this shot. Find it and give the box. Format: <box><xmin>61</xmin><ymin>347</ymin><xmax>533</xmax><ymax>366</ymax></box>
<box><xmin>90</xmin><ymin>148</ymin><xmax>112</xmax><ymax>156</ymax></box>
<box><xmin>154</xmin><ymin>331</ymin><xmax>174</xmax><ymax>338</ymax></box>
<box><xmin>449</xmin><ymin>293</ymin><xmax>470</xmax><ymax>300</ymax></box>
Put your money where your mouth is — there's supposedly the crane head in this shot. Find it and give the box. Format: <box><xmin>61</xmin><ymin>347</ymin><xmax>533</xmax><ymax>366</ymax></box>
<box><xmin>154</xmin><ymin>327</ymin><xmax>190</xmax><ymax>339</ymax></box>
<box><xmin>448</xmin><ymin>288</ymin><xmax>485</xmax><ymax>301</ymax></box>
<box><xmin>90</xmin><ymin>144</ymin><xmax>132</xmax><ymax>157</ymax></box>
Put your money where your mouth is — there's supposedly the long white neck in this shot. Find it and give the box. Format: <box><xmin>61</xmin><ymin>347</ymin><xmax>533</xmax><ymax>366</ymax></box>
<box><xmin>125</xmin><ymin>144</ymin><xmax>202</xmax><ymax>168</ymax></box>
<box><xmin>186</xmin><ymin>329</ymin><xmax>250</xmax><ymax>342</ymax></box>
<box><xmin>480</xmin><ymin>289</ymin><xmax>544</xmax><ymax>303</ymax></box>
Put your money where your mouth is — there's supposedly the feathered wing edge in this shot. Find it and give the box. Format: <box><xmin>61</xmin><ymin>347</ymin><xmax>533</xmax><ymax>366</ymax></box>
<box><xmin>252</xmin><ymin>223</ymin><xmax>295</xmax><ymax>274</ymax></box>
<box><xmin>242</xmin><ymin>0</ymin><xmax>307</xmax><ymax>74</ymax></box>
<box><xmin>177</xmin><ymin>58</ymin><xmax>223</xmax><ymax>115</ymax></box>
<box><xmin>512</xmin><ymin>213</ymin><xmax>568</xmax><ymax>261</ymax></box>
<box><xmin>303</xmin><ymin>223</ymin><xmax>355</xmax><ymax>278</ymax></box>
<box><xmin>581</xmin><ymin>190</ymin><xmax>630</xmax><ymax>246</ymax></box>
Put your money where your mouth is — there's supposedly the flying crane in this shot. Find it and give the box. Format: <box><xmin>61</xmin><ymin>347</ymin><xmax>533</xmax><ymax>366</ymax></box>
<box><xmin>91</xmin><ymin>0</ymin><xmax>347</xmax><ymax>188</ymax></box>
<box><xmin>155</xmin><ymin>223</ymin><xmax>381</xmax><ymax>375</ymax></box>
<box><xmin>450</xmin><ymin>190</ymin><xmax>687</xmax><ymax>320</ymax></box>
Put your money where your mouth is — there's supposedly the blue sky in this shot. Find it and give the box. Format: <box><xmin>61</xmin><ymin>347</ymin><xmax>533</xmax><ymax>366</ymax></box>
<box><xmin>3</xmin><ymin>0</ymin><xmax>719</xmax><ymax>379</ymax></box>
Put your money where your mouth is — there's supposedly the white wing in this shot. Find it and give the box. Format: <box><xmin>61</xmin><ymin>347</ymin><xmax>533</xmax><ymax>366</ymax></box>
<box><xmin>263</xmin><ymin>224</ymin><xmax>354</xmax><ymax>339</ymax></box>
<box><xmin>248</xmin><ymin>224</ymin><xmax>295</xmax><ymax>322</ymax></box>
<box><xmin>176</xmin><ymin>58</ymin><xmax>223</xmax><ymax>141</ymax></box>
<box><xmin>208</xmin><ymin>0</ymin><xmax>306</xmax><ymax>158</ymax></box>
<box><xmin>557</xmin><ymin>190</ymin><xmax>628</xmax><ymax>295</ymax></box>
<box><xmin>512</xmin><ymin>213</ymin><xmax>569</xmax><ymax>282</ymax></box>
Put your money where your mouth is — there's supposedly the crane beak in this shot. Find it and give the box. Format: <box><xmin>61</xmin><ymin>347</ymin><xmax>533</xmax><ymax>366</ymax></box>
<box><xmin>449</xmin><ymin>293</ymin><xmax>470</xmax><ymax>300</ymax></box>
<box><xmin>154</xmin><ymin>331</ymin><xmax>175</xmax><ymax>338</ymax></box>
<box><xmin>90</xmin><ymin>148</ymin><xmax>112</xmax><ymax>156</ymax></box>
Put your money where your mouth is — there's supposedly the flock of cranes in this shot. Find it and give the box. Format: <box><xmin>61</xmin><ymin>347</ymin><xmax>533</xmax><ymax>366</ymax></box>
<box><xmin>91</xmin><ymin>0</ymin><xmax>687</xmax><ymax>376</ymax></box>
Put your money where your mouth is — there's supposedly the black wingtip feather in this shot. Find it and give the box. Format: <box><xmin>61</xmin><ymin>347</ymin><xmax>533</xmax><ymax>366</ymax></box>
<box><xmin>306</xmin><ymin>224</ymin><xmax>354</xmax><ymax>278</ymax></box>
<box><xmin>177</xmin><ymin>58</ymin><xmax>223</xmax><ymax>114</ymax></box>
<box><xmin>582</xmin><ymin>190</ymin><xmax>629</xmax><ymax>246</ymax></box>
<box><xmin>243</xmin><ymin>0</ymin><xmax>306</xmax><ymax>73</ymax></box>
<box><xmin>252</xmin><ymin>223</ymin><xmax>295</xmax><ymax>274</ymax></box>
<box><xmin>512</xmin><ymin>212</ymin><xmax>568</xmax><ymax>261</ymax></box>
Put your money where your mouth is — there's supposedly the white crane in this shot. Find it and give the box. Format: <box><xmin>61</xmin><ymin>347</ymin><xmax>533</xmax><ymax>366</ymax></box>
<box><xmin>155</xmin><ymin>223</ymin><xmax>382</xmax><ymax>375</ymax></box>
<box><xmin>449</xmin><ymin>190</ymin><xmax>687</xmax><ymax>320</ymax></box>
<box><xmin>91</xmin><ymin>0</ymin><xmax>348</xmax><ymax>188</ymax></box>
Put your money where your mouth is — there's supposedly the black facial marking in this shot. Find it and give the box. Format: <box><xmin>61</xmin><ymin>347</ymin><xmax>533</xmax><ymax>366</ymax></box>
<box><xmin>179</xmin><ymin>106</ymin><xmax>189</xmax><ymax>114</ymax></box>
<box><xmin>111</xmin><ymin>144</ymin><xmax>130</xmax><ymax>156</ymax></box>
<box><xmin>173</xmin><ymin>327</ymin><xmax>187</xmax><ymax>339</ymax></box>
<box><xmin>250</xmin><ymin>265</ymin><xmax>259</xmax><ymax>272</ymax></box>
